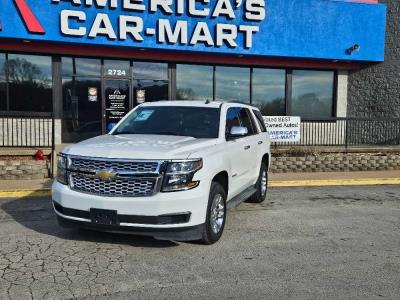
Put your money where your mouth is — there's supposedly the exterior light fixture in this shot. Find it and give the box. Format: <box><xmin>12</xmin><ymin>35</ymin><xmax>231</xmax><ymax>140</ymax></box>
<box><xmin>346</xmin><ymin>44</ymin><xmax>361</xmax><ymax>55</ymax></box>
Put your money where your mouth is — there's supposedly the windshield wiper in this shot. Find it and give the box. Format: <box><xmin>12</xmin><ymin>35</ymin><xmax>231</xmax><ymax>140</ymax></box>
<box><xmin>149</xmin><ymin>131</ymin><xmax>194</xmax><ymax>137</ymax></box>
<box><xmin>112</xmin><ymin>131</ymin><xmax>138</xmax><ymax>135</ymax></box>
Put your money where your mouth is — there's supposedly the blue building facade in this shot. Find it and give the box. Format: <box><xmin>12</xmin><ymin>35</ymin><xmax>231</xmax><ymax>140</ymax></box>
<box><xmin>0</xmin><ymin>0</ymin><xmax>387</xmax><ymax>143</ymax></box>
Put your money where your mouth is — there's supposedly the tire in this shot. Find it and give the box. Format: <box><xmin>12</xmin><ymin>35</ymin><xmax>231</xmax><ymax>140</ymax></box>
<box><xmin>199</xmin><ymin>182</ymin><xmax>227</xmax><ymax>245</ymax></box>
<box><xmin>247</xmin><ymin>162</ymin><xmax>268</xmax><ymax>203</ymax></box>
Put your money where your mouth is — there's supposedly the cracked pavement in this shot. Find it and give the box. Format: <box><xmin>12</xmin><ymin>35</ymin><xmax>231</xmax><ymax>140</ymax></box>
<box><xmin>0</xmin><ymin>185</ymin><xmax>399</xmax><ymax>299</ymax></box>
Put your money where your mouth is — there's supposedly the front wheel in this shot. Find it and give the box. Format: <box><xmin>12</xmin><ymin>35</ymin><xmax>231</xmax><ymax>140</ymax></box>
<box><xmin>199</xmin><ymin>182</ymin><xmax>227</xmax><ymax>245</ymax></box>
<box><xmin>247</xmin><ymin>162</ymin><xmax>268</xmax><ymax>203</ymax></box>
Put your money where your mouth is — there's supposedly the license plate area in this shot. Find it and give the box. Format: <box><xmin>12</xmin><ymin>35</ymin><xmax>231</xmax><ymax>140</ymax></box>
<box><xmin>90</xmin><ymin>208</ymin><xmax>119</xmax><ymax>226</ymax></box>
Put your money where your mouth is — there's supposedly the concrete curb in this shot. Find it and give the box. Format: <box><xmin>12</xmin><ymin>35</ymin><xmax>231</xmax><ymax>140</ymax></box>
<box><xmin>0</xmin><ymin>178</ymin><xmax>399</xmax><ymax>198</ymax></box>
<box><xmin>269</xmin><ymin>178</ymin><xmax>400</xmax><ymax>187</ymax></box>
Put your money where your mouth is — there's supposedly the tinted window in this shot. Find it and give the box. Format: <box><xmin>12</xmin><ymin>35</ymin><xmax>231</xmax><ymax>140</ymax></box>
<box><xmin>176</xmin><ymin>64</ymin><xmax>213</xmax><ymax>100</ymax></box>
<box><xmin>0</xmin><ymin>53</ymin><xmax>6</xmax><ymax>110</ymax></box>
<box><xmin>62</xmin><ymin>57</ymin><xmax>101</xmax><ymax>76</ymax></box>
<box><xmin>62</xmin><ymin>77</ymin><xmax>102</xmax><ymax>142</ymax></box>
<box><xmin>215</xmin><ymin>67</ymin><xmax>250</xmax><ymax>102</ymax></box>
<box><xmin>291</xmin><ymin>70</ymin><xmax>334</xmax><ymax>118</ymax></box>
<box><xmin>133</xmin><ymin>79</ymin><xmax>168</xmax><ymax>103</ymax></box>
<box><xmin>253</xmin><ymin>110</ymin><xmax>267</xmax><ymax>132</ymax></box>
<box><xmin>114</xmin><ymin>106</ymin><xmax>220</xmax><ymax>139</ymax></box>
<box><xmin>0</xmin><ymin>81</ymin><xmax>6</xmax><ymax>110</ymax></box>
<box><xmin>238</xmin><ymin>108</ymin><xmax>255</xmax><ymax>135</ymax></box>
<box><xmin>132</xmin><ymin>62</ymin><xmax>168</xmax><ymax>80</ymax></box>
<box><xmin>252</xmin><ymin>68</ymin><xmax>286</xmax><ymax>116</ymax></box>
<box><xmin>104</xmin><ymin>60</ymin><xmax>130</xmax><ymax>77</ymax></box>
<box><xmin>226</xmin><ymin>107</ymin><xmax>241</xmax><ymax>135</ymax></box>
<box><xmin>0</xmin><ymin>54</ymin><xmax>5</xmax><ymax>81</ymax></box>
<box><xmin>7</xmin><ymin>54</ymin><xmax>52</xmax><ymax>112</ymax></box>
<box><xmin>226</xmin><ymin>107</ymin><xmax>254</xmax><ymax>135</ymax></box>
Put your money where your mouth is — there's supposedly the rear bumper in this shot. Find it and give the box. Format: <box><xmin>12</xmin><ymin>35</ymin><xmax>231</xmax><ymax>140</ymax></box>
<box><xmin>56</xmin><ymin>210</ymin><xmax>204</xmax><ymax>241</ymax></box>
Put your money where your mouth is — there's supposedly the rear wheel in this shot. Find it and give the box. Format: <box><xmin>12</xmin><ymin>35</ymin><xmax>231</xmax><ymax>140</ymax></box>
<box><xmin>199</xmin><ymin>182</ymin><xmax>227</xmax><ymax>245</ymax></box>
<box><xmin>247</xmin><ymin>162</ymin><xmax>268</xmax><ymax>203</ymax></box>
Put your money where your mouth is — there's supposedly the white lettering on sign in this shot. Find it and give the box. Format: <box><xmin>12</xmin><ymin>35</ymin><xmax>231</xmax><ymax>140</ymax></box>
<box><xmin>264</xmin><ymin>116</ymin><xmax>301</xmax><ymax>142</ymax></box>
<box><xmin>52</xmin><ymin>0</ymin><xmax>266</xmax><ymax>49</ymax></box>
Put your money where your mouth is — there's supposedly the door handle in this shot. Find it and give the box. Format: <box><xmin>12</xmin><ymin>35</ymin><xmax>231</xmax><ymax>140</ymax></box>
<box><xmin>244</xmin><ymin>145</ymin><xmax>251</xmax><ymax>150</ymax></box>
<box><xmin>258</xmin><ymin>141</ymin><xmax>263</xmax><ymax>145</ymax></box>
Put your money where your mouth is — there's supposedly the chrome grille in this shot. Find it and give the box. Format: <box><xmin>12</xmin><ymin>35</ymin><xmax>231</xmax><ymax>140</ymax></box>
<box><xmin>70</xmin><ymin>173</ymin><xmax>157</xmax><ymax>197</ymax></box>
<box><xmin>69</xmin><ymin>157</ymin><xmax>159</xmax><ymax>173</ymax></box>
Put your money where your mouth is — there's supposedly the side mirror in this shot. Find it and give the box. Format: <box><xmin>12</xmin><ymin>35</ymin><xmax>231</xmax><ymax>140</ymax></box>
<box><xmin>227</xmin><ymin>126</ymin><xmax>248</xmax><ymax>139</ymax></box>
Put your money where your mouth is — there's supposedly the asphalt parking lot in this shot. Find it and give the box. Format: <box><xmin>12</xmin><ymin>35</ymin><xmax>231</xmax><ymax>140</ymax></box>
<box><xmin>0</xmin><ymin>185</ymin><xmax>399</xmax><ymax>299</ymax></box>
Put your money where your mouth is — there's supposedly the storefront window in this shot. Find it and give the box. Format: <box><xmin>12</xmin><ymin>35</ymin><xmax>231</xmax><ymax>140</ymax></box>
<box><xmin>215</xmin><ymin>67</ymin><xmax>250</xmax><ymax>102</ymax></box>
<box><xmin>291</xmin><ymin>70</ymin><xmax>334</xmax><ymax>118</ymax></box>
<box><xmin>133</xmin><ymin>79</ymin><xmax>168</xmax><ymax>104</ymax></box>
<box><xmin>7</xmin><ymin>54</ymin><xmax>52</xmax><ymax>112</ymax></box>
<box><xmin>252</xmin><ymin>69</ymin><xmax>286</xmax><ymax>116</ymax></box>
<box><xmin>0</xmin><ymin>54</ymin><xmax>6</xmax><ymax>110</ymax></box>
<box><xmin>133</xmin><ymin>62</ymin><xmax>168</xmax><ymax>80</ymax></box>
<box><xmin>62</xmin><ymin>77</ymin><xmax>102</xmax><ymax>143</ymax></box>
<box><xmin>104</xmin><ymin>60</ymin><xmax>130</xmax><ymax>77</ymax></box>
<box><xmin>62</xmin><ymin>57</ymin><xmax>101</xmax><ymax>76</ymax></box>
<box><xmin>176</xmin><ymin>64</ymin><xmax>213</xmax><ymax>100</ymax></box>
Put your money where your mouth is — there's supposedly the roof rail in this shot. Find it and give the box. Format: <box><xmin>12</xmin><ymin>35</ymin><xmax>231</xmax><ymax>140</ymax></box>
<box><xmin>226</xmin><ymin>101</ymin><xmax>257</xmax><ymax>108</ymax></box>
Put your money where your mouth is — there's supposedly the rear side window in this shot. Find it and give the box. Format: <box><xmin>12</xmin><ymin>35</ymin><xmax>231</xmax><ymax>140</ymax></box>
<box><xmin>253</xmin><ymin>109</ymin><xmax>267</xmax><ymax>132</ymax></box>
<box><xmin>238</xmin><ymin>108</ymin><xmax>255</xmax><ymax>135</ymax></box>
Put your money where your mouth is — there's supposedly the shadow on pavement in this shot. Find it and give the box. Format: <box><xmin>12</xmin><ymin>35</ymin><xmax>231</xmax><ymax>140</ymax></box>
<box><xmin>1</xmin><ymin>195</ymin><xmax>179</xmax><ymax>248</ymax></box>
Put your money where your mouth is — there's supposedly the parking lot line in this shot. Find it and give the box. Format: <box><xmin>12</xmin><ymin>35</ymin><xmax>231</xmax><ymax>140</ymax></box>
<box><xmin>269</xmin><ymin>178</ymin><xmax>400</xmax><ymax>187</ymax></box>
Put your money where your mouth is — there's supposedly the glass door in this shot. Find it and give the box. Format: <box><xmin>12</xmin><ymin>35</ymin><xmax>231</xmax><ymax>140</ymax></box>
<box><xmin>104</xmin><ymin>79</ymin><xmax>130</xmax><ymax>132</ymax></box>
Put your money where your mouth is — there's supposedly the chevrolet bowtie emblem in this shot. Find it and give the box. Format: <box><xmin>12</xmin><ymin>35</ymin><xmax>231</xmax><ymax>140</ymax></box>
<box><xmin>95</xmin><ymin>170</ymin><xmax>117</xmax><ymax>181</ymax></box>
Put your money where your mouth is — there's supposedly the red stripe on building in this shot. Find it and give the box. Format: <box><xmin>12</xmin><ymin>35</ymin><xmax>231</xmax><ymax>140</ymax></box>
<box><xmin>13</xmin><ymin>0</ymin><xmax>45</xmax><ymax>34</ymax></box>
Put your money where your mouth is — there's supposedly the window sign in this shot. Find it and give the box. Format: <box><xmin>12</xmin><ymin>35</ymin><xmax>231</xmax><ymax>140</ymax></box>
<box><xmin>105</xmin><ymin>80</ymin><xmax>130</xmax><ymax>131</ymax></box>
<box><xmin>88</xmin><ymin>87</ymin><xmax>98</xmax><ymax>102</ymax></box>
<box><xmin>264</xmin><ymin>116</ymin><xmax>301</xmax><ymax>142</ymax></box>
<box><xmin>136</xmin><ymin>89</ymin><xmax>146</xmax><ymax>104</ymax></box>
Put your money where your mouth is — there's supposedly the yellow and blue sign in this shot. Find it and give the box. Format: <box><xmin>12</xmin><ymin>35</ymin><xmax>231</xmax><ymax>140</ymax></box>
<box><xmin>2</xmin><ymin>0</ymin><xmax>386</xmax><ymax>61</ymax></box>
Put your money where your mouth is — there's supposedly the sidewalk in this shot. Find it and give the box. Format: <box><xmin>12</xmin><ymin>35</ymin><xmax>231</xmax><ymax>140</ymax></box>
<box><xmin>0</xmin><ymin>171</ymin><xmax>399</xmax><ymax>198</ymax></box>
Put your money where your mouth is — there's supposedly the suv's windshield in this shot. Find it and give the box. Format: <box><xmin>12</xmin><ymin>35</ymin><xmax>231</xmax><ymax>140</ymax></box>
<box><xmin>112</xmin><ymin>106</ymin><xmax>220</xmax><ymax>139</ymax></box>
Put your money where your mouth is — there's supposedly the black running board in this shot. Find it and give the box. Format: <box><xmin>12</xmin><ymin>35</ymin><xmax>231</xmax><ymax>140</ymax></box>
<box><xmin>227</xmin><ymin>186</ymin><xmax>257</xmax><ymax>210</ymax></box>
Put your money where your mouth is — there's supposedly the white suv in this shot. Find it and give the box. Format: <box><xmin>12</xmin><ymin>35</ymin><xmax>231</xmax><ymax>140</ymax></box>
<box><xmin>53</xmin><ymin>101</ymin><xmax>271</xmax><ymax>244</ymax></box>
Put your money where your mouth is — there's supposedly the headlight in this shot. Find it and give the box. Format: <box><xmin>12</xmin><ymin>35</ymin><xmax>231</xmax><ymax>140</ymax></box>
<box><xmin>161</xmin><ymin>159</ymin><xmax>202</xmax><ymax>192</ymax></box>
<box><xmin>56</xmin><ymin>154</ymin><xmax>68</xmax><ymax>185</ymax></box>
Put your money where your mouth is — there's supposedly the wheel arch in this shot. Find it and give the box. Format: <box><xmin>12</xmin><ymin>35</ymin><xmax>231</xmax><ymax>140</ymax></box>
<box><xmin>212</xmin><ymin>171</ymin><xmax>229</xmax><ymax>196</ymax></box>
<box><xmin>262</xmin><ymin>153</ymin><xmax>271</xmax><ymax>171</ymax></box>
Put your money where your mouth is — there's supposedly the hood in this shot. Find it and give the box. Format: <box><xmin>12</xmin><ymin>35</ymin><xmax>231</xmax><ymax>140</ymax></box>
<box><xmin>62</xmin><ymin>134</ymin><xmax>218</xmax><ymax>160</ymax></box>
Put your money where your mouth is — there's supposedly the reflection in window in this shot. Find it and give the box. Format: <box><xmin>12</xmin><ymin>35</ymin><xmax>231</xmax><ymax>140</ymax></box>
<box><xmin>0</xmin><ymin>54</ymin><xmax>6</xmax><ymax>110</ymax></box>
<box><xmin>252</xmin><ymin>69</ymin><xmax>286</xmax><ymax>116</ymax></box>
<box><xmin>133</xmin><ymin>62</ymin><xmax>168</xmax><ymax>80</ymax></box>
<box><xmin>104</xmin><ymin>60</ymin><xmax>130</xmax><ymax>77</ymax></box>
<box><xmin>62</xmin><ymin>57</ymin><xmax>101</xmax><ymax>76</ymax></box>
<box><xmin>291</xmin><ymin>70</ymin><xmax>334</xmax><ymax>118</ymax></box>
<box><xmin>62</xmin><ymin>77</ymin><xmax>102</xmax><ymax>143</ymax></box>
<box><xmin>133</xmin><ymin>79</ymin><xmax>168</xmax><ymax>104</ymax></box>
<box><xmin>7</xmin><ymin>54</ymin><xmax>52</xmax><ymax>112</ymax></box>
<box><xmin>176</xmin><ymin>64</ymin><xmax>213</xmax><ymax>100</ymax></box>
<box><xmin>215</xmin><ymin>67</ymin><xmax>250</xmax><ymax>102</ymax></box>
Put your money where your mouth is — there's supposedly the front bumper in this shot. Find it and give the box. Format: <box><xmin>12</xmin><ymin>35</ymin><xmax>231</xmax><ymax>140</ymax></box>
<box><xmin>52</xmin><ymin>180</ymin><xmax>209</xmax><ymax>239</ymax></box>
<box><xmin>55</xmin><ymin>213</ymin><xmax>204</xmax><ymax>241</ymax></box>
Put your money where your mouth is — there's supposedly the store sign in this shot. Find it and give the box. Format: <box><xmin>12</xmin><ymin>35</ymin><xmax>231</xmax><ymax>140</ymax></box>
<box><xmin>1</xmin><ymin>0</ymin><xmax>386</xmax><ymax>61</ymax></box>
<box><xmin>264</xmin><ymin>116</ymin><xmax>301</xmax><ymax>142</ymax></box>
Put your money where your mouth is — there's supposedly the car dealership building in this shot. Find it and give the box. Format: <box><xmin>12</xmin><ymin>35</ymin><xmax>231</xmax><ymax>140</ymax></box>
<box><xmin>1</xmin><ymin>0</ymin><xmax>398</xmax><ymax>160</ymax></box>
